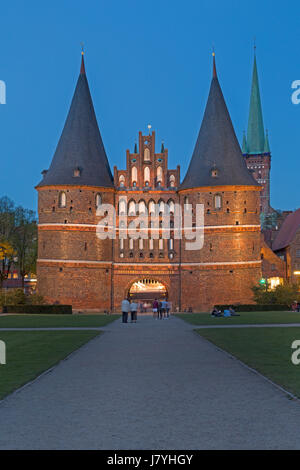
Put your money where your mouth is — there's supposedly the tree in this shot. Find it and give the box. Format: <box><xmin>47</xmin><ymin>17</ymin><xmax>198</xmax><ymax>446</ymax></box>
<box><xmin>0</xmin><ymin>239</ymin><xmax>15</xmax><ymax>288</ymax></box>
<box><xmin>12</xmin><ymin>207</ymin><xmax>37</xmax><ymax>288</ymax></box>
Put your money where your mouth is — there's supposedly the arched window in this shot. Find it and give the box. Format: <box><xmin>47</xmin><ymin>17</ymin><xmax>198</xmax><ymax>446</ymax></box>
<box><xmin>119</xmin><ymin>175</ymin><xmax>125</xmax><ymax>187</ymax></box>
<box><xmin>138</xmin><ymin>200</ymin><xmax>146</xmax><ymax>215</ymax></box>
<box><xmin>214</xmin><ymin>195</ymin><xmax>222</xmax><ymax>209</ymax></box>
<box><xmin>59</xmin><ymin>191</ymin><xmax>66</xmax><ymax>208</ymax></box>
<box><xmin>169</xmin><ymin>175</ymin><xmax>175</xmax><ymax>187</ymax></box>
<box><xmin>144</xmin><ymin>148</ymin><xmax>151</xmax><ymax>161</ymax></box>
<box><xmin>158</xmin><ymin>200</ymin><xmax>165</xmax><ymax>215</ymax></box>
<box><xmin>129</xmin><ymin>239</ymin><xmax>134</xmax><ymax>250</ymax></box>
<box><xmin>168</xmin><ymin>199</ymin><xmax>175</xmax><ymax>215</ymax></box>
<box><xmin>144</xmin><ymin>167</ymin><xmax>150</xmax><ymax>185</ymax></box>
<box><xmin>128</xmin><ymin>200</ymin><xmax>136</xmax><ymax>216</ymax></box>
<box><xmin>95</xmin><ymin>193</ymin><xmax>102</xmax><ymax>208</ymax></box>
<box><xmin>131</xmin><ymin>166</ymin><xmax>137</xmax><ymax>185</ymax></box>
<box><xmin>149</xmin><ymin>200</ymin><xmax>156</xmax><ymax>216</ymax></box>
<box><xmin>119</xmin><ymin>199</ymin><xmax>127</xmax><ymax>215</ymax></box>
<box><xmin>184</xmin><ymin>196</ymin><xmax>189</xmax><ymax>205</ymax></box>
<box><xmin>157</xmin><ymin>166</ymin><xmax>163</xmax><ymax>183</ymax></box>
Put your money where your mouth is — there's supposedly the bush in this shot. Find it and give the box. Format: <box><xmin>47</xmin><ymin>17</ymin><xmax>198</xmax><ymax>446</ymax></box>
<box><xmin>215</xmin><ymin>304</ymin><xmax>290</xmax><ymax>312</ymax></box>
<box><xmin>2</xmin><ymin>305</ymin><xmax>72</xmax><ymax>314</ymax></box>
<box><xmin>0</xmin><ymin>288</ymin><xmax>26</xmax><ymax>306</ymax></box>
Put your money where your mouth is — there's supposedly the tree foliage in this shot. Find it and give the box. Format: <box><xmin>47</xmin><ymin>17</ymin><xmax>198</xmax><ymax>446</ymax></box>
<box><xmin>252</xmin><ymin>281</ymin><xmax>300</xmax><ymax>306</ymax></box>
<box><xmin>0</xmin><ymin>197</ymin><xmax>37</xmax><ymax>288</ymax></box>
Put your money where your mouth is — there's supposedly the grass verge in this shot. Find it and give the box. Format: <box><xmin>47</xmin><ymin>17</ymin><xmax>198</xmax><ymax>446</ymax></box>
<box><xmin>0</xmin><ymin>330</ymin><xmax>100</xmax><ymax>399</ymax></box>
<box><xmin>177</xmin><ymin>311</ymin><xmax>300</xmax><ymax>326</ymax></box>
<box><xmin>196</xmin><ymin>327</ymin><xmax>300</xmax><ymax>397</ymax></box>
<box><xmin>0</xmin><ymin>314</ymin><xmax>120</xmax><ymax>328</ymax></box>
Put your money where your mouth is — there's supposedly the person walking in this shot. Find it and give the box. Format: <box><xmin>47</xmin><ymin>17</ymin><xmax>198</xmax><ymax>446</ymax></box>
<box><xmin>166</xmin><ymin>300</ymin><xmax>171</xmax><ymax>318</ymax></box>
<box><xmin>161</xmin><ymin>299</ymin><xmax>167</xmax><ymax>318</ymax></box>
<box><xmin>158</xmin><ymin>300</ymin><xmax>163</xmax><ymax>319</ymax></box>
<box><xmin>130</xmin><ymin>300</ymin><xmax>138</xmax><ymax>323</ymax></box>
<box><xmin>152</xmin><ymin>298</ymin><xmax>159</xmax><ymax>318</ymax></box>
<box><xmin>121</xmin><ymin>297</ymin><xmax>130</xmax><ymax>323</ymax></box>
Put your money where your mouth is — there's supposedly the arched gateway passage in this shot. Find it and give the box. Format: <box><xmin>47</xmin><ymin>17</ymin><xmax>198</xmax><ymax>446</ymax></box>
<box><xmin>128</xmin><ymin>279</ymin><xmax>167</xmax><ymax>305</ymax></box>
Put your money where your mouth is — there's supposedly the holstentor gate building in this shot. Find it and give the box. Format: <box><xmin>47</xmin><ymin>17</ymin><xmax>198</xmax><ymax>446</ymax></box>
<box><xmin>36</xmin><ymin>53</ymin><xmax>262</xmax><ymax>312</ymax></box>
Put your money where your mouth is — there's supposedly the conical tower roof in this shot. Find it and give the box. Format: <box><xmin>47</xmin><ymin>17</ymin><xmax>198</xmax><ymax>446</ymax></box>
<box><xmin>180</xmin><ymin>55</ymin><xmax>258</xmax><ymax>190</ymax></box>
<box><xmin>37</xmin><ymin>53</ymin><xmax>113</xmax><ymax>188</ymax></box>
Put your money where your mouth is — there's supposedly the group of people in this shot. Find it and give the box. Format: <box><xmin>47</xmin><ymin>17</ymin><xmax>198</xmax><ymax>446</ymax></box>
<box><xmin>121</xmin><ymin>297</ymin><xmax>171</xmax><ymax>323</ymax></box>
<box><xmin>152</xmin><ymin>299</ymin><xmax>171</xmax><ymax>319</ymax></box>
<box><xmin>211</xmin><ymin>306</ymin><xmax>240</xmax><ymax>317</ymax></box>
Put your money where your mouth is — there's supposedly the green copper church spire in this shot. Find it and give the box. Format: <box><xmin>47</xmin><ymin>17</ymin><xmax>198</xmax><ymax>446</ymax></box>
<box><xmin>263</xmin><ymin>130</ymin><xmax>270</xmax><ymax>153</ymax></box>
<box><xmin>242</xmin><ymin>131</ymin><xmax>247</xmax><ymax>154</ymax></box>
<box><xmin>246</xmin><ymin>53</ymin><xmax>265</xmax><ymax>154</ymax></box>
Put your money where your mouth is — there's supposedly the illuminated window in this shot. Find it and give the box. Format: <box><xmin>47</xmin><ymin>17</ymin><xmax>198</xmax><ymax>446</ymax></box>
<box><xmin>119</xmin><ymin>175</ymin><xmax>125</xmax><ymax>187</ymax></box>
<box><xmin>268</xmin><ymin>277</ymin><xmax>283</xmax><ymax>289</ymax></box>
<box><xmin>157</xmin><ymin>166</ymin><xmax>163</xmax><ymax>183</ymax></box>
<box><xmin>214</xmin><ymin>194</ymin><xmax>222</xmax><ymax>209</ymax></box>
<box><xmin>144</xmin><ymin>148</ymin><xmax>151</xmax><ymax>161</ymax></box>
<box><xmin>119</xmin><ymin>199</ymin><xmax>127</xmax><ymax>215</ymax></box>
<box><xmin>131</xmin><ymin>166</ymin><xmax>137</xmax><ymax>185</ymax></box>
<box><xmin>95</xmin><ymin>193</ymin><xmax>102</xmax><ymax>208</ymax></box>
<box><xmin>128</xmin><ymin>200</ymin><xmax>136</xmax><ymax>216</ymax></box>
<box><xmin>59</xmin><ymin>192</ymin><xmax>66</xmax><ymax>208</ymax></box>
<box><xmin>144</xmin><ymin>167</ymin><xmax>150</xmax><ymax>185</ymax></box>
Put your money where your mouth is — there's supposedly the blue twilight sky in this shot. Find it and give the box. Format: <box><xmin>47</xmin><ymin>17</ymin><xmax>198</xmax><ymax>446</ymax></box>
<box><xmin>0</xmin><ymin>0</ymin><xmax>299</xmax><ymax>212</ymax></box>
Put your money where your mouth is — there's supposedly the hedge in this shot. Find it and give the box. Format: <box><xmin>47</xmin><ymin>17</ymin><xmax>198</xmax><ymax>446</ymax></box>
<box><xmin>215</xmin><ymin>304</ymin><xmax>290</xmax><ymax>312</ymax></box>
<box><xmin>2</xmin><ymin>305</ymin><xmax>72</xmax><ymax>314</ymax></box>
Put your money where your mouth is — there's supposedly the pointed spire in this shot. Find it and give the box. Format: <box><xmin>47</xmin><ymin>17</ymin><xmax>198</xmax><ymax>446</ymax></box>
<box><xmin>161</xmin><ymin>141</ymin><xmax>165</xmax><ymax>153</ymax></box>
<box><xmin>80</xmin><ymin>46</ymin><xmax>86</xmax><ymax>75</ymax></box>
<box><xmin>180</xmin><ymin>55</ymin><xmax>258</xmax><ymax>190</ymax></box>
<box><xmin>246</xmin><ymin>51</ymin><xmax>265</xmax><ymax>154</ymax></box>
<box><xmin>37</xmin><ymin>52</ymin><xmax>113</xmax><ymax>188</ymax></box>
<box><xmin>263</xmin><ymin>130</ymin><xmax>271</xmax><ymax>153</ymax></box>
<box><xmin>212</xmin><ymin>51</ymin><xmax>217</xmax><ymax>78</ymax></box>
<box><xmin>242</xmin><ymin>131</ymin><xmax>248</xmax><ymax>154</ymax></box>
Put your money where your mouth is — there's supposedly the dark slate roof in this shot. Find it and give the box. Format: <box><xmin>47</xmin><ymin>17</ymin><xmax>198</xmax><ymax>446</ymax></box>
<box><xmin>37</xmin><ymin>55</ymin><xmax>113</xmax><ymax>188</ymax></box>
<box><xmin>180</xmin><ymin>57</ymin><xmax>258</xmax><ymax>190</ymax></box>
<box><xmin>272</xmin><ymin>209</ymin><xmax>300</xmax><ymax>251</ymax></box>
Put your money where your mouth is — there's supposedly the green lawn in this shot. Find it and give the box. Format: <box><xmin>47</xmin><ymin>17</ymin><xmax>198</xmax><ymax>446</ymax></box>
<box><xmin>0</xmin><ymin>314</ymin><xmax>120</xmax><ymax>328</ymax></box>
<box><xmin>0</xmin><ymin>330</ymin><xmax>100</xmax><ymax>399</ymax></box>
<box><xmin>196</xmin><ymin>327</ymin><xmax>300</xmax><ymax>397</ymax></box>
<box><xmin>177</xmin><ymin>311</ymin><xmax>300</xmax><ymax>326</ymax></box>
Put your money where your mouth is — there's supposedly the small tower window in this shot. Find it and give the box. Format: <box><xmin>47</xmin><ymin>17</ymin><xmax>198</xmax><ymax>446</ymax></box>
<box><xmin>211</xmin><ymin>167</ymin><xmax>219</xmax><ymax>178</ymax></box>
<box><xmin>95</xmin><ymin>193</ymin><xmax>102</xmax><ymax>208</ymax></box>
<box><xmin>73</xmin><ymin>167</ymin><xmax>81</xmax><ymax>177</ymax></box>
<box><xmin>214</xmin><ymin>194</ymin><xmax>222</xmax><ymax>209</ymax></box>
<box><xmin>59</xmin><ymin>192</ymin><xmax>66</xmax><ymax>208</ymax></box>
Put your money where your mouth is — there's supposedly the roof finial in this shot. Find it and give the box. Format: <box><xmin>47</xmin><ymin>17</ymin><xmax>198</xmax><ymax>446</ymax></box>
<box><xmin>212</xmin><ymin>48</ymin><xmax>217</xmax><ymax>78</ymax></box>
<box><xmin>80</xmin><ymin>43</ymin><xmax>85</xmax><ymax>75</ymax></box>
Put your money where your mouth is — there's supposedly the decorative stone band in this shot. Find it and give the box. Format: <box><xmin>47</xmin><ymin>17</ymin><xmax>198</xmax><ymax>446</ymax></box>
<box><xmin>38</xmin><ymin>259</ymin><xmax>261</xmax><ymax>268</ymax></box>
<box><xmin>38</xmin><ymin>223</ymin><xmax>261</xmax><ymax>232</ymax></box>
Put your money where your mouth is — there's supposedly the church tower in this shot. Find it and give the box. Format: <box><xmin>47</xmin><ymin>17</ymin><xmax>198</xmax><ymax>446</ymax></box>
<box><xmin>179</xmin><ymin>54</ymin><xmax>262</xmax><ymax>311</ymax></box>
<box><xmin>242</xmin><ymin>51</ymin><xmax>271</xmax><ymax>214</ymax></box>
<box><xmin>36</xmin><ymin>52</ymin><xmax>114</xmax><ymax>309</ymax></box>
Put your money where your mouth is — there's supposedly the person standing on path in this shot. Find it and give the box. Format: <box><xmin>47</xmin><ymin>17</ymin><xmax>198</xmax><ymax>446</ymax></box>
<box><xmin>121</xmin><ymin>298</ymin><xmax>130</xmax><ymax>323</ymax></box>
<box><xmin>152</xmin><ymin>298</ymin><xmax>158</xmax><ymax>318</ymax></box>
<box><xmin>130</xmin><ymin>300</ymin><xmax>138</xmax><ymax>323</ymax></box>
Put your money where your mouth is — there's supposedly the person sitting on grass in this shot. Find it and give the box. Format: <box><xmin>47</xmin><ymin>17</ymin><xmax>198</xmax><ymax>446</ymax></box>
<box><xmin>229</xmin><ymin>306</ymin><xmax>240</xmax><ymax>317</ymax></box>
<box><xmin>211</xmin><ymin>306</ymin><xmax>222</xmax><ymax>317</ymax></box>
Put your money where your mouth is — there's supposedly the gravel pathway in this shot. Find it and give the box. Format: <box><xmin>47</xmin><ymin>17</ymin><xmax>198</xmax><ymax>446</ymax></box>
<box><xmin>1</xmin><ymin>315</ymin><xmax>300</xmax><ymax>449</ymax></box>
